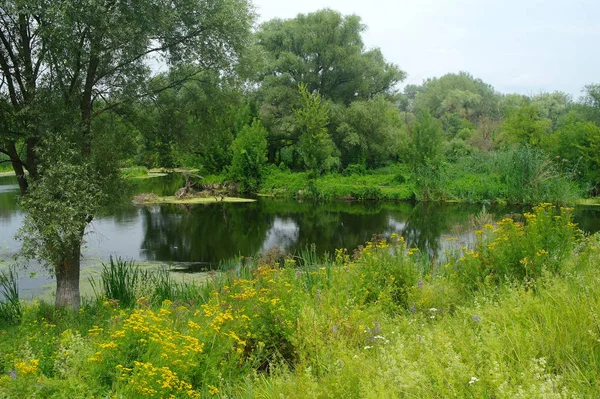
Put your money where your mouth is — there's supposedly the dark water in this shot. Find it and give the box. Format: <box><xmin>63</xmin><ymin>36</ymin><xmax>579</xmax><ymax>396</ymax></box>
<box><xmin>1</xmin><ymin>173</ymin><xmax>600</xmax><ymax>296</ymax></box>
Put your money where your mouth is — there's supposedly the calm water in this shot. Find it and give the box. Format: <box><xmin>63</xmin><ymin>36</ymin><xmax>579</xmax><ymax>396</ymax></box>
<box><xmin>1</xmin><ymin>173</ymin><xmax>599</xmax><ymax>298</ymax></box>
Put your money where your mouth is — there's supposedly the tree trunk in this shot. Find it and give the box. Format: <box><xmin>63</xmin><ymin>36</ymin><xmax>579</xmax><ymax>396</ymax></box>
<box><xmin>7</xmin><ymin>143</ymin><xmax>28</xmax><ymax>194</ymax></box>
<box><xmin>54</xmin><ymin>241</ymin><xmax>82</xmax><ymax>311</ymax></box>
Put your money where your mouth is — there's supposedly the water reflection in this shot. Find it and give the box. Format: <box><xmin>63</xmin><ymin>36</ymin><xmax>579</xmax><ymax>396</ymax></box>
<box><xmin>135</xmin><ymin>199</ymin><xmax>530</xmax><ymax>267</ymax></box>
<box><xmin>262</xmin><ymin>218</ymin><xmax>300</xmax><ymax>253</ymax></box>
<box><xmin>0</xmin><ymin>173</ymin><xmax>599</xmax><ymax>276</ymax></box>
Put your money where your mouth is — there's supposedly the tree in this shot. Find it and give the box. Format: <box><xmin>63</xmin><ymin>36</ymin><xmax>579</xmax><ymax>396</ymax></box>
<box><xmin>253</xmin><ymin>9</ymin><xmax>404</xmax><ymax>161</ymax></box>
<box><xmin>0</xmin><ymin>0</ymin><xmax>253</xmax><ymax>310</ymax></box>
<box><xmin>581</xmin><ymin>84</ymin><xmax>600</xmax><ymax>125</ymax></box>
<box><xmin>413</xmin><ymin>72</ymin><xmax>501</xmax><ymax>123</ymax></box>
<box><xmin>530</xmin><ymin>92</ymin><xmax>571</xmax><ymax>129</ymax></box>
<box><xmin>334</xmin><ymin>95</ymin><xmax>404</xmax><ymax>168</ymax></box>
<box><xmin>295</xmin><ymin>84</ymin><xmax>338</xmax><ymax>176</ymax></box>
<box><xmin>500</xmin><ymin>103</ymin><xmax>551</xmax><ymax>147</ymax></box>
<box><xmin>229</xmin><ymin>119</ymin><xmax>269</xmax><ymax>193</ymax></box>
<box><xmin>136</xmin><ymin>69</ymin><xmax>251</xmax><ymax>172</ymax></box>
<box><xmin>407</xmin><ymin>110</ymin><xmax>445</xmax><ymax>167</ymax></box>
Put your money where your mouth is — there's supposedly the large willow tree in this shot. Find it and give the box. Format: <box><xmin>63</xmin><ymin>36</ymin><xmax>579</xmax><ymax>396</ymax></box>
<box><xmin>0</xmin><ymin>0</ymin><xmax>254</xmax><ymax>310</ymax></box>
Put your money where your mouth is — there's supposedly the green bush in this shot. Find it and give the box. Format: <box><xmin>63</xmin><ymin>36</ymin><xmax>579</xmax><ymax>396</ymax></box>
<box><xmin>228</xmin><ymin>120</ymin><xmax>269</xmax><ymax>193</ymax></box>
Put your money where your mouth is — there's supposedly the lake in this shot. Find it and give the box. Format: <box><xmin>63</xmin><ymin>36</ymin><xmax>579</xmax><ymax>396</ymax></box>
<box><xmin>1</xmin><ymin>173</ymin><xmax>599</xmax><ymax>299</ymax></box>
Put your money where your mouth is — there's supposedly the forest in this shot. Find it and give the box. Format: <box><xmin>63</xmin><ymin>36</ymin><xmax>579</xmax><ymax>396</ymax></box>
<box><xmin>1</xmin><ymin>2</ymin><xmax>600</xmax><ymax>398</ymax></box>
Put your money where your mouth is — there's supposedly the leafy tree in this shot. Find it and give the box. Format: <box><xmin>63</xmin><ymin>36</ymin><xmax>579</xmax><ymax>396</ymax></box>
<box><xmin>295</xmin><ymin>84</ymin><xmax>339</xmax><ymax>176</ymax></box>
<box><xmin>545</xmin><ymin>111</ymin><xmax>600</xmax><ymax>190</ymax></box>
<box><xmin>530</xmin><ymin>92</ymin><xmax>571</xmax><ymax>129</ymax></box>
<box><xmin>0</xmin><ymin>0</ymin><xmax>253</xmax><ymax>310</ymax></box>
<box><xmin>413</xmin><ymin>72</ymin><xmax>501</xmax><ymax>123</ymax></box>
<box><xmin>136</xmin><ymin>69</ymin><xmax>251</xmax><ymax>172</ymax></box>
<box><xmin>581</xmin><ymin>84</ymin><xmax>600</xmax><ymax>125</ymax></box>
<box><xmin>253</xmin><ymin>9</ymin><xmax>404</xmax><ymax>160</ymax></box>
<box><xmin>407</xmin><ymin>110</ymin><xmax>445</xmax><ymax>167</ymax></box>
<box><xmin>500</xmin><ymin>103</ymin><xmax>552</xmax><ymax>147</ymax></box>
<box><xmin>335</xmin><ymin>95</ymin><xmax>404</xmax><ymax>168</ymax></box>
<box><xmin>229</xmin><ymin>120</ymin><xmax>269</xmax><ymax>193</ymax></box>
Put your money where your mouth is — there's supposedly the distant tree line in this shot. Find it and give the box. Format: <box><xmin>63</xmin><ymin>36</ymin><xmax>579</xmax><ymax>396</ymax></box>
<box><xmin>125</xmin><ymin>9</ymin><xmax>600</xmax><ymax>195</ymax></box>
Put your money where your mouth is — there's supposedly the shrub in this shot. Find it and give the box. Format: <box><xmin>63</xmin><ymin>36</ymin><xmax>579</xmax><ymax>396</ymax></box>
<box><xmin>228</xmin><ymin>120</ymin><xmax>269</xmax><ymax>193</ymax></box>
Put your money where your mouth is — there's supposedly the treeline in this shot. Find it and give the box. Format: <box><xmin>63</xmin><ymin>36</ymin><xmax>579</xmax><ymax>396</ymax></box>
<box><xmin>107</xmin><ymin>9</ymin><xmax>599</xmax><ymax>199</ymax></box>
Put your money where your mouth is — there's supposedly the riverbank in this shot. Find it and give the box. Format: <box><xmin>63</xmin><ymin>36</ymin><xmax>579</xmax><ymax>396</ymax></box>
<box><xmin>1</xmin><ymin>205</ymin><xmax>598</xmax><ymax>397</ymax></box>
<box><xmin>119</xmin><ymin>161</ymin><xmax>587</xmax><ymax>205</ymax></box>
<box><xmin>256</xmin><ymin>162</ymin><xmax>583</xmax><ymax>205</ymax></box>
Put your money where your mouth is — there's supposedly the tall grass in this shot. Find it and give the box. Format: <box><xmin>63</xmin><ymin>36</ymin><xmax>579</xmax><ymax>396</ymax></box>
<box><xmin>90</xmin><ymin>256</ymin><xmax>149</xmax><ymax>308</ymax></box>
<box><xmin>443</xmin><ymin>148</ymin><xmax>581</xmax><ymax>204</ymax></box>
<box><xmin>259</xmin><ymin>152</ymin><xmax>580</xmax><ymax>204</ymax></box>
<box><xmin>0</xmin><ymin>266</ymin><xmax>21</xmax><ymax>324</ymax></box>
<box><xmin>2</xmin><ymin>207</ymin><xmax>599</xmax><ymax>397</ymax></box>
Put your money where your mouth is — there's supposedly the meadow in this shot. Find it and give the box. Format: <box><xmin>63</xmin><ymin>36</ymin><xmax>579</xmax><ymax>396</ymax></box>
<box><xmin>0</xmin><ymin>204</ymin><xmax>599</xmax><ymax>398</ymax></box>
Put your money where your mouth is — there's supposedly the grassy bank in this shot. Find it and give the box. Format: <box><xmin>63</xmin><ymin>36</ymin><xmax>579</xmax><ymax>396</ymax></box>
<box><xmin>256</xmin><ymin>148</ymin><xmax>583</xmax><ymax>205</ymax></box>
<box><xmin>259</xmin><ymin>164</ymin><xmax>415</xmax><ymax>201</ymax></box>
<box><xmin>1</xmin><ymin>204</ymin><xmax>599</xmax><ymax>398</ymax></box>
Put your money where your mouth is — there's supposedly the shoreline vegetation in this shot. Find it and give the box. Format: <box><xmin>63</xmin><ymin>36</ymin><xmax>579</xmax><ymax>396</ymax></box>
<box><xmin>1</xmin><ymin>204</ymin><xmax>599</xmax><ymax>397</ymax></box>
<box><xmin>122</xmin><ymin>162</ymin><xmax>594</xmax><ymax>206</ymax></box>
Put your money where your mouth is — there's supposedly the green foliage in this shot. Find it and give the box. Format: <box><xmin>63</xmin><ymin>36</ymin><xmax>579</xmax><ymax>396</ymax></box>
<box><xmin>254</xmin><ymin>9</ymin><xmax>404</xmax><ymax>162</ymax></box>
<box><xmin>16</xmin><ymin>137</ymin><xmax>119</xmax><ymax>270</ymax></box>
<box><xmin>407</xmin><ymin>110</ymin><xmax>445</xmax><ymax>167</ymax></box>
<box><xmin>229</xmin><ymin>120</ymin><xmax>269</xmax><ymax>192</ymax></box>
<box><xmin>439</xmin><ymin>149</ymin><xmax>580</xmax><ymax>204</ymax></box>
<box><xmin>255</xmin><ymin>9</ymin><xmax>404</xmax><ymax>106</ymax></box>
<box><xmin>0</xmin><ymin>266</ymin><xmax>22</xmax><ymax>324</ymax></box>
<box><xmin>295</xmin><ymin>84</ymin><xmax>339</xmax><ymax>176</ymax></box>
<box><xmin>335</xmin><ymin>95</ymin><xmax>405</xmax><ymax>168</ymax></box>
<box><xmin>121</xmin><ymin>166</ymin><xmax>149</xmax><ymax>179</ymax></box>
<box><xmin>449</xmin><ymin>204</ymin><xmax>581</xmax><ymax>289</ymax></box>
<box><xmin>530</xmin><ymin>92</ymin><xmax>571</xmax><ymax>128</ymax></box>
<box><xmin>90</xmin><ymin>257</ymin><xmax>148</xmax><ymax>309</ymax></box>
<box><xmin>2</xmin><ymin>210</ymin><xmax>600</xmax><ymax>397</ymax></box>
<box><xmin>412</xmin><ymin>72</ymin><xmax>501</xmax><ymax>122</ymax></box>
<box><xmin>260</xmin><ymin>164</ymin><xmax>414</xmax><ymax>201</ymax></box>
<box><xmin>500</xmin><ymin>103</ymin><xmax>552</xmax><ymax>147</ymax></box>
<box><xmin>495</xmin><ymin>147</ymin><xmax>579</xmax><ymax>204</ymax></box>
<box><xmin>135</xmin><ymin>70</ymin><xmax>252</xmax><ymax>172</ymax></box>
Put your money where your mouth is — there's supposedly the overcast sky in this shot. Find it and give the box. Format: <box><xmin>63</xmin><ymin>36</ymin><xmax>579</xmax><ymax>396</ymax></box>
<box><xmin>252</xmin><ymin>0</ymin><xmax>599</xmax><ymax>98</ymax></box>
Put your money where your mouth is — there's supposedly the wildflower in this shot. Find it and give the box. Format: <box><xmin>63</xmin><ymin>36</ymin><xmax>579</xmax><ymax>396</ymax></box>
<box><xmin>187</xmin><ymin>321</ymin><xmax>201</xmax><ymax>330</ymax></box>
<box><xmin>429</xmin><ymin>308</ymin><xmax>438</xmax><ymax>312</ymax></box>
<box><xmin>332</xmin><ymin>325</ymin><xmax>338</xmax><ymax>333</ymax></box>
<box><xmin>373</xmin><ymin>321</ymin><xmax>381</xmax><ymax>334</ymax></box>
<box><xmin>208</xmin><ymin>385</ymin><xmax>220</xmax><ymax>395</ymax></box>
<box><xmin>15</xmin><ymin>359</ymin><xmax>39</xmax><ymax>376</ymax></box>
<box><xmin>364</xmin><ymin>346</ymin><xmax>372</xmax><ymax>350</ymax></box>
<box><xmin>468</xmin><ymin>376</ymin><xmax>479</xmax><ymax>385</ymax></box>
<box><xmin>472</xmin><ymin>315</ymin><xmax>482</xmax><ymax>323</ymax></box>
<box><xmin>536</xmin><ymin>249</ymin><xmax>549</xmax><ymax>257</ymax></box>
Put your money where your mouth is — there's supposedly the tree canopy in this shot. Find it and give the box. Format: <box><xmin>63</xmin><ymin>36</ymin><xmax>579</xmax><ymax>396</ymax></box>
<box><xmin>0</xmin><ymin>0</ymin><xmax>254</xmax><ymax>309</ymax></box>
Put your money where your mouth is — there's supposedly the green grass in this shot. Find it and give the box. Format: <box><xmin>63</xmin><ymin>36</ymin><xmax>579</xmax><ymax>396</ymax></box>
<box><xmin>256</xmin><ymin>150</ymin><xmax>582</xmax><ymax>205</ymax></box>
<box><xmin>1</xmin><ymin>206</ymin><xmax>599</xmax><ymax>397</ymax></box>
<box><xmin>260</xmin><ymin>164</ymin><xmax>414</xmax><ymax>201</ymax></box>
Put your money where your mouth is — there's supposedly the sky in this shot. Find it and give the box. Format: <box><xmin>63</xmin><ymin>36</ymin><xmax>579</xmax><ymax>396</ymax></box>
<box><xmin>252</xmin><ymin>0</ymin><xmax>599</xmax><ymax>98</ymax></box>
